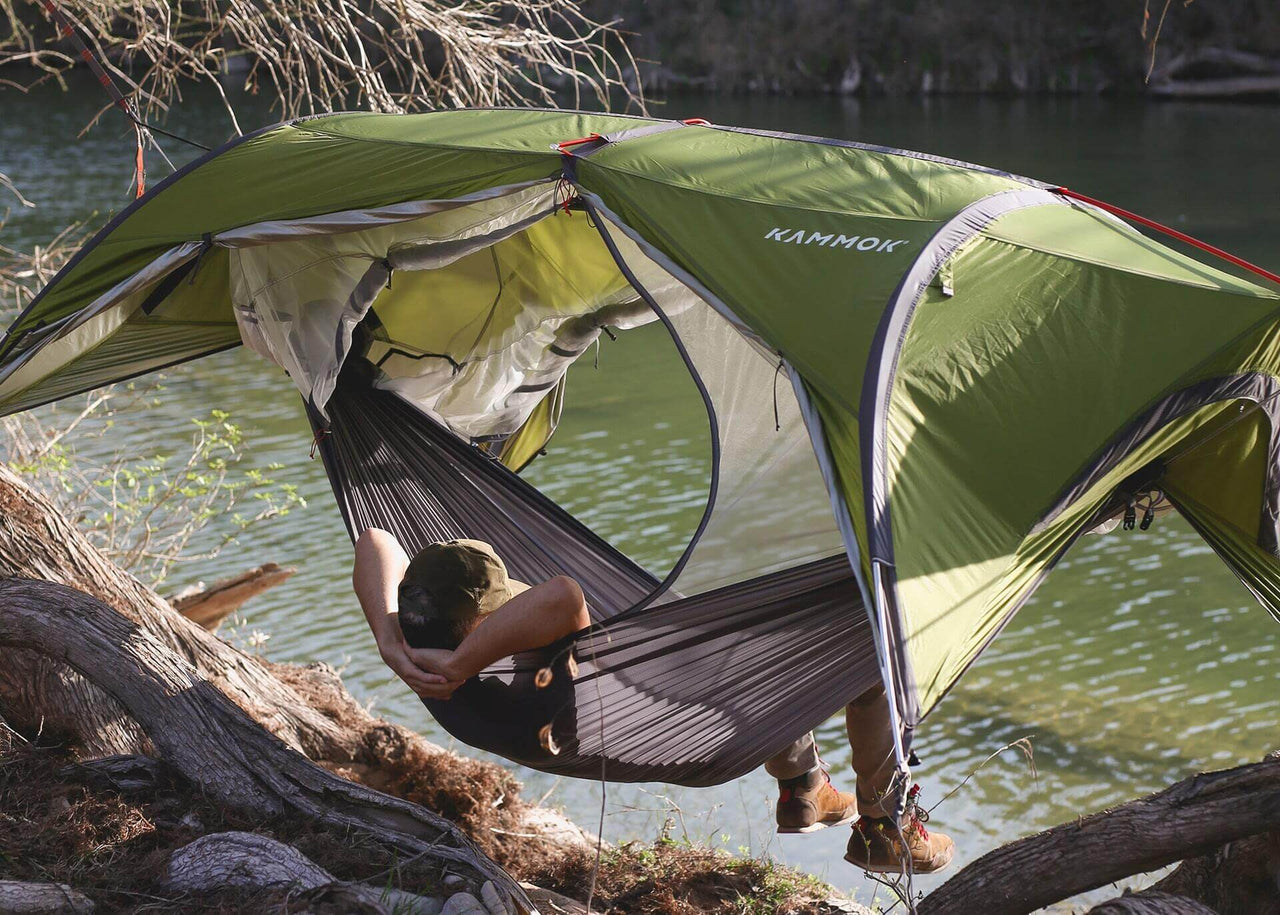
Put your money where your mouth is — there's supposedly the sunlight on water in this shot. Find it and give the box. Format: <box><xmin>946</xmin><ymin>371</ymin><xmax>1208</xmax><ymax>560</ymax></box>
<box><xmin>4</xmin><ymin>81</ymin><xmax>1279</xmax><ymax>907</ymax></box>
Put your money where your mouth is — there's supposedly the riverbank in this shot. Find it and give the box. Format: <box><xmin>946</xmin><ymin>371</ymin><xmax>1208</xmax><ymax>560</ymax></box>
<box><xmin>0</xmin><ymin>702</ymin><xmax>865</xmax><ymax>914</ymax></box>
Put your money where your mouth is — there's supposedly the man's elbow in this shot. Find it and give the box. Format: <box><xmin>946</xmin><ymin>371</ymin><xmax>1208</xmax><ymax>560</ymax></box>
<box><xmin>547</xmin><ymin>575</ymin><xmax>589</xmax><ymax>633</ymax></box>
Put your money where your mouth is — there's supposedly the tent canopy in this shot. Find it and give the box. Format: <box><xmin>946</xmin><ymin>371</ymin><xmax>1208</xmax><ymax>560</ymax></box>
<box><xmin>3</xmin><ymin>109</ymin><xmax>1278</xmax><ymax>784</ymax></box>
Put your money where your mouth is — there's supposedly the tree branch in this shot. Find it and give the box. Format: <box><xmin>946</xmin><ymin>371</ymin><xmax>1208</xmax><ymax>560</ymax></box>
<box><xmin>920</xmin><ymin>755</ymin><xmax>1280</xmax><ymax>915</ymax></box>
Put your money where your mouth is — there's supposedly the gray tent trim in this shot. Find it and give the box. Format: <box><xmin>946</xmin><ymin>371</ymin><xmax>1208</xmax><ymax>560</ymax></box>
<box><xmin>858</xmin><ymin>187</ymin><xmax>1069</xmax><ymax>733</ymax></box>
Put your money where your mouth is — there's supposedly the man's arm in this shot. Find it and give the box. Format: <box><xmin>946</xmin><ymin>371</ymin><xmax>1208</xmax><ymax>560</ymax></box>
<box><xmin>353</xmin><ymin>528</ymin><xmax>462</xmax><ymax>699</ymax></box>
<box><xmin>425</xmin><ymin>575</ymin><xmax>589</xmax><ymax>683</ymax></box>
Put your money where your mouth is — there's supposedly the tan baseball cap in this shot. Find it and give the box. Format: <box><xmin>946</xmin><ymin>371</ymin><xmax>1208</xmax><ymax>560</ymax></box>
<box><xmin>401</xmin><ymin>539</ymin><xmax>528</xmax><ymax>623</ymax></box>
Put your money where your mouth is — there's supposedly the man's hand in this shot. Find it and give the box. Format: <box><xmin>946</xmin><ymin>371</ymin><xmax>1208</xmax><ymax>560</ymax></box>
<box><xmin>403</xmin><ymin>645</ymin><xmax>466</xmax><ymax>683</ymax></box>
<box><xmin>379</xmin><ymin>638</ymin><xmax>464</xmax><ymax>700</ymax></box>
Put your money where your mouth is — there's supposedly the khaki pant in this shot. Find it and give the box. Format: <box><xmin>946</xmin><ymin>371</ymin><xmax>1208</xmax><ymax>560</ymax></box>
<box><xmin>763</xmin><ymin>685</ymin><xmax>896</xmax><ymax>818</ymax></box>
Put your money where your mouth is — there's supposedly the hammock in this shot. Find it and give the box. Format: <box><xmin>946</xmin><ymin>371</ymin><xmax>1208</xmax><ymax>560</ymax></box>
<box><xmin>313</xmin><ymin>361</ymin><xmax>880</xmax><ymax>786</ymax></box>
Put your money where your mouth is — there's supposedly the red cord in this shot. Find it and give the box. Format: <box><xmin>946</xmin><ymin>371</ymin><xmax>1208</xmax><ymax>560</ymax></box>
<box><xmin>133</xmin><ymin>124</ymin><xmax>146</xmax><ymax>198</ymax></box>
<box><xmin>1053</xmin><ymin>186</ymin><xmax>1280</xmax><ymax>288</ymax></box>
<box><xmin>556</xmin><ymin>133</ymin><xmax>603</xmax><ymax>154</ymax></box>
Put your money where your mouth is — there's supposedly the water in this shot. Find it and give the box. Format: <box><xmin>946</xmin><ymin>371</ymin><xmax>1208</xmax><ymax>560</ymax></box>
<box><xmin>4</xmin><ymin>81</ymin><xmax>1280</xmax><ymax>908</ymax></box>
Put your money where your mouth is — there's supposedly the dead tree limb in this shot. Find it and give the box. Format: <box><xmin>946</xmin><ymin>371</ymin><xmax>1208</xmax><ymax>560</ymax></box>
<box><xmin>0</xmin><ymin>576</ymin><xmax>532</xmax><ymax>912</ymax></box>
<box><xmin>169</xmin><ymin>562</ymin><xmax>296</xmax><ymax>630</ymax></box>
<box><xmin>919</xmin><ymin>755</ymin><xmax>1280</xmax><ymax>915</ymax></box>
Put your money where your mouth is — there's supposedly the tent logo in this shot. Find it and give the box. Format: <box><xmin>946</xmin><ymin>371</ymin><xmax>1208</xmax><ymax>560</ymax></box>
<box><xmin>764</xmin><ymin>227</ymin><xmax>910</xmax><ymax>253</ymax></box>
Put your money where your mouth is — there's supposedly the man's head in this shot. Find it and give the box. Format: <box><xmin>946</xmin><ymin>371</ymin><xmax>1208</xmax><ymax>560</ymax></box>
<box><xmin>397</xmin><ymin>539</ymin><xmax>526</xmax><ymax>650</ymax></box>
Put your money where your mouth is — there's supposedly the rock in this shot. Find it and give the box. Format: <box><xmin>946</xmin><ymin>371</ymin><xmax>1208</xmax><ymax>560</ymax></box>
<box><xmin>441</xmin><ymin>893</ymin><xmax>488</xmax><ymax>915</ymax></box>
<box><xmin>479</xmin><ymin>882</ymin><xmax>509</xmax><ymax>915</ymax></box>
<box><xmin>0</xmin><ymin>880</ymin><xmax>94</xmax><ymax>914</ymax></box>
<box><xmin>516</xmin><ymin>805</ymin><xmax>601</xmax><ymax>851</ymax></box>
<box><xmin>293</xmin><ymin>883</ymin><xmax>444</xmax><ymax>915</ymax></box>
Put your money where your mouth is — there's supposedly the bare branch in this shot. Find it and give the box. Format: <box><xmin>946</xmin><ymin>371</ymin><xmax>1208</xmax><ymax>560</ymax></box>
<box><xmin>1</xmin><ymin>0</ymin><xmax>645</xmax><ymax>136</ymax></box>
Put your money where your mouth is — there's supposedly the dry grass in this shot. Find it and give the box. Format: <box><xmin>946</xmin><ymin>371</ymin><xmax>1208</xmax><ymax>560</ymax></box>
<box><xmin>537</xmin><ymin>840</ymin><xmax>838</xmax><ymax>915</ymax></box>
<box><xmin>0</xmin><ymin>208</ymin><xmax>90</xmax><ymax>318</ymax></box>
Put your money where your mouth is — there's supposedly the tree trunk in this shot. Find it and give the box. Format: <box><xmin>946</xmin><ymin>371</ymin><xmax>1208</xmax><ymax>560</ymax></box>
<box><xmin>919</xmin><ymin>755</ymin><xmax>1280</xmax><ymax>915</ymax></box>
<box><xmin>1086</xmin><ymin>890</ymin><xmax>1218</xmax><ymax>914</ymax></box>
<box><xmin>0</xmin><ymin>577</ymin><xmax>531</xmax><ymax>912</ymax></box>
<box><xmin>0</xmin><ymin>880</ymin><xmax>95</xmax><ymax>914</ymax></box>
<box><xmin>0</xmin><ymin>463</ymin><xmax>357</xmax><ymax>761</ymax></box>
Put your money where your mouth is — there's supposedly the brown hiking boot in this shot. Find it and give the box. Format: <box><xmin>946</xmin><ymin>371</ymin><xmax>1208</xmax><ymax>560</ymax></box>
<box><xmin>776</xmin><ymin>769</ymin><xmax>857</xmax><ymax>834</ymax></box>
<box><xmin>844</xmin><ymin>785</ymin><xmax>955</xmax><ymax>874</ymax></box>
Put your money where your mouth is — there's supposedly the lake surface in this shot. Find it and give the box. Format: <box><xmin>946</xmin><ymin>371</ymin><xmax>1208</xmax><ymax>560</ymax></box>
<box><xmin>4</xmin><ymin>82</ymin><xmax>1280</xmax><ymax>909</ymax></box>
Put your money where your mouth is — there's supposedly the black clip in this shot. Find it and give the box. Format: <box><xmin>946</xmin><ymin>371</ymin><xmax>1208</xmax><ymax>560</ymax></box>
<box><xmin>1123</xmin><ymin>499</ymin><xmax>1137</xmax><ymax>531</ymax></box>
<box><xmin>1140</xmin><ymin>501</ymin><xmax>1156</xmax><ymax>531</ymax></box>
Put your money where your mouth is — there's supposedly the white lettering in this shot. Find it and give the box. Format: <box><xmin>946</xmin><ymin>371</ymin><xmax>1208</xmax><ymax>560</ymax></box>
<box><xmin>764</xmin><ymin>226</ymin><xmax>911</xmax><ymax>253</ymax></box>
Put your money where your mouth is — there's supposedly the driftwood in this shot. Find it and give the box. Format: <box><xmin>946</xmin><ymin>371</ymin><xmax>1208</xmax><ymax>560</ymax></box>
<box><xmin>0</xmin><ymin>880</ymin><xmax>95</xmax><ymax>914</ymax></box>
<box><xmin>919</xmin><ymin>754</ymin><xmax>1280</xmax><ymax>915</ymax></box>
<box><xmin>0</xmin><ymin>577</ymin><xmax>532</xmax><ymax>913</ymax></box>
<box><xmin>0</xmin><ymin>461</ymin><xmax>596</xmax><ymax>855</ymax></box>
<box><xmin>169</xmin><ymin>562</ymin><xmax>295</xmax><ymax>630</ymax></box>
<box><xmin>1149</xmin><ymin>47</ymin><xmax>1280</xmax><ymax>97</ymax></box>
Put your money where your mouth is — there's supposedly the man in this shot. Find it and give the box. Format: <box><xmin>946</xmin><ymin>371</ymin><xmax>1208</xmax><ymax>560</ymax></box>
<box><xmin>354</xmin><ymin>530</ymin><xmax>953</xmax><ymax>873</ymax></box>
<box><xmin>353</xmin><ymin>530</ymin><xmax>585</xmax><ymax>764</ymax></box>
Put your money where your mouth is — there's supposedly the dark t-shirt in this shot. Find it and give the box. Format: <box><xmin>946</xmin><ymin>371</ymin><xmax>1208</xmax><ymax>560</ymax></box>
<box><xmin>421</xmin><ymin>639</ymin><xmax>579</xmax><ymax>767</ymax></box>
